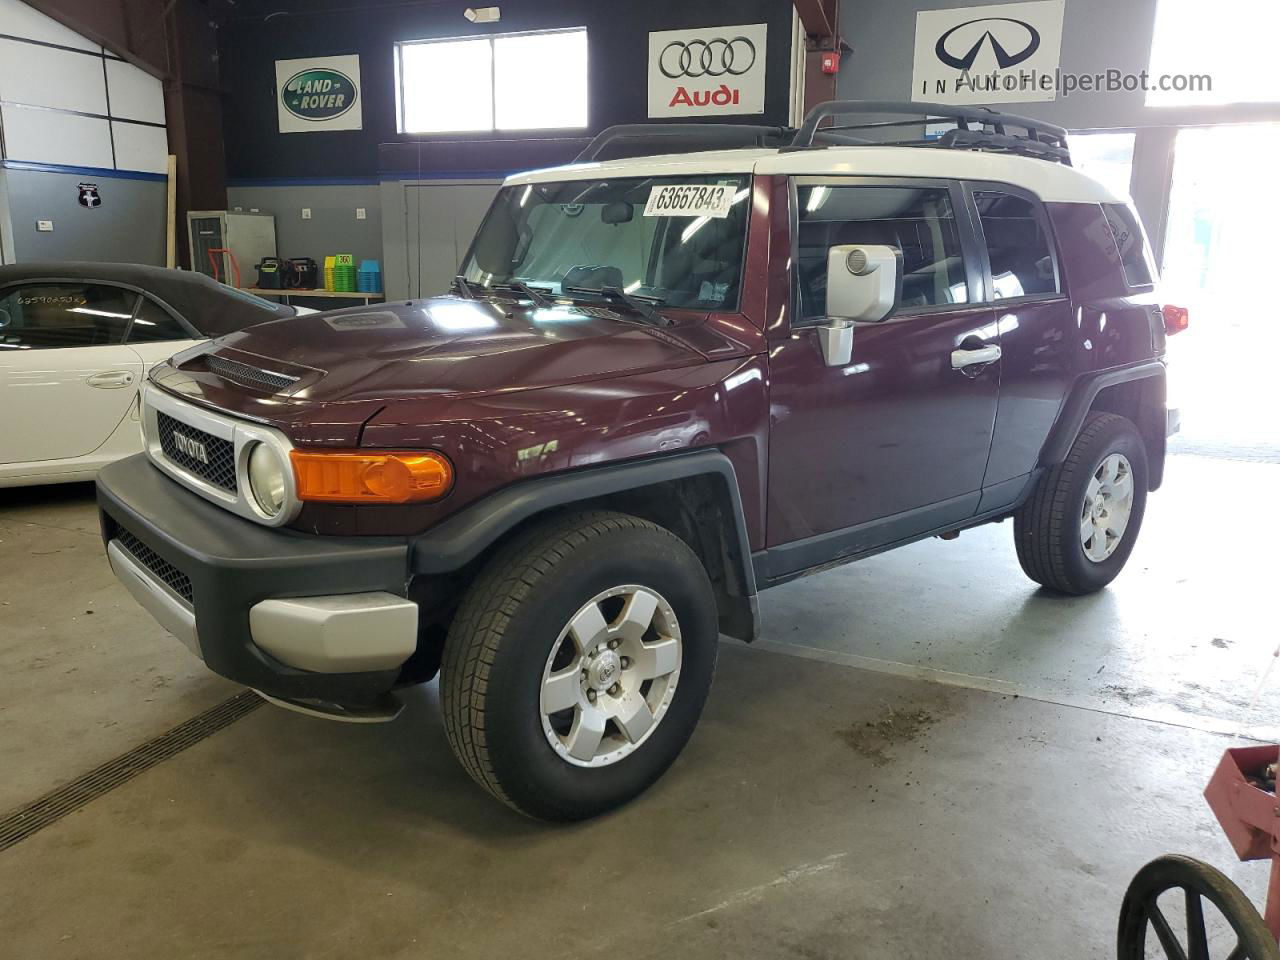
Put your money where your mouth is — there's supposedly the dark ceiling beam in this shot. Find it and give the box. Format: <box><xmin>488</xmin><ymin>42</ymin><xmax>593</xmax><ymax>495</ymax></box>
<box><xmin>21</xmin><ymin>0</ymin><xmax>170</xmax><ymax>78</ymax></box>
<box><xmin>793</xmin><ymin>0</ymin><xmax>838</xmax><ymax>42</ymax></box>
<box><xmin>793</xmin><ymin>0</ymin><xmax>844</xmax><ymax>115</ymax></box>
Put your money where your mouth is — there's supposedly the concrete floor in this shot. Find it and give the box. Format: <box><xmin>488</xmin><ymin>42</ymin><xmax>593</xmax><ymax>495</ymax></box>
<box><xmin>1</xmin><ymin>450</ymin><xmax>1276</xmax><ymax>958</ymax></box>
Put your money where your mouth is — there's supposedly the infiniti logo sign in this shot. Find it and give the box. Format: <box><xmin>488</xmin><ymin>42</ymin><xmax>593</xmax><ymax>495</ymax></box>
<box><xmin>912</xmin><ymin>1</ymin><xmax>1066</xmax><ymax>105</ymax></box>
<box><xmin>935</xmin><ymin>17</ymin><xmax>1041</xmax><ymax>71</ymax></box>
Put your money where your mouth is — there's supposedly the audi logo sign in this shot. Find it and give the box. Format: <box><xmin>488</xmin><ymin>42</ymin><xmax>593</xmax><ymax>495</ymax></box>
<box><xmin>648</xmin><ymin>23</ymin><xmax>767</xmax><ymax>118</ymax></box>
<box><xmin>911</xmin><ymin>0</ymin><xmax>1064</xmax><ymax>105</ymax></box>
<box><xmin>658</xmin><ymin>38</ymin><xmax>757</xmax><ymax>79</ymax></box>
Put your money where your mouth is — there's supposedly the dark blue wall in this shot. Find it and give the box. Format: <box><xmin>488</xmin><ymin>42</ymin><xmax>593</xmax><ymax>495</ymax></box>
<box><xmin>220</xmin><ymin>0</ymin><xmax>794</xmax><ymax>182</ymax></box>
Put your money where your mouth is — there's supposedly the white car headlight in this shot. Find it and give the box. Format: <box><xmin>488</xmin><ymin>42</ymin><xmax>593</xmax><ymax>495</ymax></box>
<box><xmin>247</xmin><ymin>442</ymin><xmax>288</xmax><ymax>518</ymax></box>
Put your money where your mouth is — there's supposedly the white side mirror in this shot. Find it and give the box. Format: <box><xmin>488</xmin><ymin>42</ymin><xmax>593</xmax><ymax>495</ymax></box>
<box><xmin>825</xmin><ymin>244</ymin><xmax>903</xmax><ymax>324</ymax></box>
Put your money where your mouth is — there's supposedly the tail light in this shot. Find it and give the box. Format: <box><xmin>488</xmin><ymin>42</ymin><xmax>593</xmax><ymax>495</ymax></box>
<box><xmin>290</xmin><ymin>449</ymin><xmax>454</xmax><ymax>503</ymax></box>
<box><xmin>1162</xmin><ymin>304</ymin><xmax>1190</xmax><ymax>335</ymax></box>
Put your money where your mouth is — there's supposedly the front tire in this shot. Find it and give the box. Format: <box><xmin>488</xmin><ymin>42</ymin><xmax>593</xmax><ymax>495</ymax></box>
<box><xmin>1014</xmin><ymin>412</ymin><xmax>1148</xmax><ymax>595</ymax></box>
<box><xmin>440</xmin><ymin>510</ymin><xmax>718</xmax><ymax>821</ymax></box>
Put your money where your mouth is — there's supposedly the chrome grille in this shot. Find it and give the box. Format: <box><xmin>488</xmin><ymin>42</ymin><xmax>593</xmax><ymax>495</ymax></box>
<box><xmin>114</xmin><ymin>528</ymin><xmax>194</xmax><ymax>604</ymax></box>
<box><xmin>157</xmin><ymin>412</ymin><xmax>237</xmax><ymax>492</ymax></box>
<box><xmin>206</xmin><ymin>354</ymin><xmax>299</xmax><ymax>393</ymax></box>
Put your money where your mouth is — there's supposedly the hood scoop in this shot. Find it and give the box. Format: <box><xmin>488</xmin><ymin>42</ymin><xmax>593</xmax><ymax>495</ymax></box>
<box><xmin>205</xmin><ymin>354</ymin><xmax>300</xmax><ymax>393</ymax></box>
<box><xmin>182</xmin><ymin>346</ymin><xmax>325</xmax><ymax>397</ymax></box>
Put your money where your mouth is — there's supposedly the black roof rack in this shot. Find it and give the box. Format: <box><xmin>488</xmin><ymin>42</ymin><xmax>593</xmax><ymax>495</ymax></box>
<box><xmin>788</xmin><ymin>100</ymin><xmax>1072</xmax><ymax>165</ymax></box>
<box><xmin>574</xmin><ymin>123</ymin><xmax>792</xmax><ymax>163</ymax></box>
<box><xmin>568</xmin><ymin>101</ymin><xmax>1072</xmax><ymax>167</ymax></box>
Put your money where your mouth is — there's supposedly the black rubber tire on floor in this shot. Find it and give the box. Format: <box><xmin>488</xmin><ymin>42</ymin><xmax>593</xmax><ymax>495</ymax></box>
<box><xmin>439</xmin><ymin>510</ymin><xmax>719</xmax><ymax>821</ymax></box>
<box><xmin>1014</xmin><ymin>411</ymin><xmax>1148</xmax><ymax>595</ymax></box>
<box><xmin>1117</xmin><ymin>854</ymin><xmax>1280</xmax><ymax>960</ymax></box>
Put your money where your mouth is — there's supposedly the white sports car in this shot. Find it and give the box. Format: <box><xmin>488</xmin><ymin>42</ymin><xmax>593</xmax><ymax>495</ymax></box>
<box><xmin>0</xmin><ymin>262</ymin><xmax>312</xmax><ymax>487</ymax></box>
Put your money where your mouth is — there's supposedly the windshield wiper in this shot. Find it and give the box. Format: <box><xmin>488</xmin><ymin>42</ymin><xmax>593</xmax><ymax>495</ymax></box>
<box><xmin>489</xmin><ymin>280</ymin><xmax>554</xmax><ymax>308</ymax></box>
<box><xmin>562</xmin><ymin>284</ymin><xmax>671</xmax><ymax>327</ymax></box>
<box><xmin>451</xmin><ymin>275</ymin><xmax>478</xmax><ymax>300</ymax></box>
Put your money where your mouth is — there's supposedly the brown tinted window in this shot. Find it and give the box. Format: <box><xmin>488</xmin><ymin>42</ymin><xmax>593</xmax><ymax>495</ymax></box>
<box><xmin>975</xmin><ymin>192</ymin><xmax>1058</xmax><ymax>299</ymax></box>
<box><xmin>0</xmin><ymin>283</ymin><xmax>137</xmax><ymax>349</ymax></box>
<box><xmin>1103</xmin><ymin>203</ymin><xmax>1155</xmax><ymax>287</ymax></box>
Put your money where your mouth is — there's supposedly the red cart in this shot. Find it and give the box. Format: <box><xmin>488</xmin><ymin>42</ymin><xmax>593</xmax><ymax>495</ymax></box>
<box><xmin>1119</xmin><ymin>746</ymin><xmax>1280</xmax><ymax>959</ymax></box>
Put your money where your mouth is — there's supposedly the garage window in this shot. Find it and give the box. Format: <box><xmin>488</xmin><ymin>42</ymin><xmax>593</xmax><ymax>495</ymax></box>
<box><xmin>0</xmin><ymin>283</ymin><xmax>137</xmax><ymax>350</ymax></box>
<box><xmin>396</xmin><ymin>27</ymin><xmax>588</xmax><ymax>134</ymax></box>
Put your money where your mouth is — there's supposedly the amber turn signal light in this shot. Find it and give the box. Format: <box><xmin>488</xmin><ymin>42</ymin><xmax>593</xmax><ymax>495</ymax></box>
<box><xmin>290</xmin><ymin>449</ymin><xmax>454</xmax><ymax>504</ymax></box>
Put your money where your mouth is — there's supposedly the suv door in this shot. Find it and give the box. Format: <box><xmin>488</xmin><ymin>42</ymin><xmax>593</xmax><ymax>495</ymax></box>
<box><xmin>965</xmin><ymin>184</ymin><xmax>1074</xmax><ymax>501</ymax></box>
<box><xmin>0</xmin><ymin>281</ymin><xmax>143</xmax><ymax>464</ymax></box>
<box><xmin>763</xmin><ymin>178</ymin><xmax>999</xmax><ymax>576</ymax></box>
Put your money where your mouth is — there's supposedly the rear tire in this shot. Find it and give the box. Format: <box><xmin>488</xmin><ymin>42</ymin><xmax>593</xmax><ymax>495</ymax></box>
<box><xmin>1014</xmin><ymin>412</ymin><xmax>1148</xmax><ymax>595</ymax></box>
<box><xmin>440</xmin><ymin>510</ymin><xmax>718</xmax><ymax>821</ymax></box>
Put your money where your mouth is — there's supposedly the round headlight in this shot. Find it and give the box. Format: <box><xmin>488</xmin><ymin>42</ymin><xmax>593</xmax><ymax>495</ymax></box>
<box><xmin>247</xmin><ymin>442</ymin><xmax>288</xmax><ymax>517</ymax></box>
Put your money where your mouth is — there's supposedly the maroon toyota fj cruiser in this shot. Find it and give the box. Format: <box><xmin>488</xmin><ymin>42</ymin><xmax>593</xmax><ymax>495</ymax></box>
<box><xmin>98</xmin><ymin>103</ymin><xmax>1182</xmax><ymax>820</ymax></box>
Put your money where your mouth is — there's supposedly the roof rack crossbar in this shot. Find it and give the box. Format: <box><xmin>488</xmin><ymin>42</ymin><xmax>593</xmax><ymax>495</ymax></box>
<box><xmin>573</xmin><ymin>123</ymin><xmax>792</xmax><ymax>164</ymax></box>
<box><xmin>788</xmin><ymin>100</ymin><xmax>1072</xmax><ymax>165</ymax></box>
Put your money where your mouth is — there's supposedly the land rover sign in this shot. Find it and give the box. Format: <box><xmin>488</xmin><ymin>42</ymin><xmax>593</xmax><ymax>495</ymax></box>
<box><xmin>275</xmin><ymin>54</ymin><xmax>363</xmax><ymax>133</ymax></box>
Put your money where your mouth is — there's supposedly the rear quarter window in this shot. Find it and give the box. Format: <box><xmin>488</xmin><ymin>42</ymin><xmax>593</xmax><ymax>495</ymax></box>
<box><xmin>1103</xmin><ymin>203</ymin><xmax>1156</xmax><ymax>287</ymax></box>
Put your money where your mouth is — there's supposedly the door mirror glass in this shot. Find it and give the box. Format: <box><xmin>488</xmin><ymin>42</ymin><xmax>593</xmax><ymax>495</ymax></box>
<box><xmin>825</xmin><ymin>244</ymin><xmax>903</xmax><ymax>323</ymax></box>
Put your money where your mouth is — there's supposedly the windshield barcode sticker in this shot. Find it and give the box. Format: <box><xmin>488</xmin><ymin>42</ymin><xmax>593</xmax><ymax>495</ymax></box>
<box><xmin>643</xmin><ymin>184</ymin><xmax>737</xmax><ymax>219</ymax></box>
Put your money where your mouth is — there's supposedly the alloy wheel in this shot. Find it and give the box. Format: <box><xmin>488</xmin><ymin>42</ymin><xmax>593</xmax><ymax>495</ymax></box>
<box><xmin>539</xmin><ymin>585</ymin><xmax>682</xmax><ymax>768</ymax></box>
<box><xmin>1080</xmin><ymin>452</ymin><xmax>1135</xmax><ymax>563</ymax></box>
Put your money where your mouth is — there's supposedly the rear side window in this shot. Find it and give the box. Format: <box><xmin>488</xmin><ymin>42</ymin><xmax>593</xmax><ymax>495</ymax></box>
<box><xmin>795</xmin><ymin>185</ymin><xmax>969</xmax><ymax>318</ymax></box>
<box><xmin>1103</xmin><ymin>203</ymin><xmax>1155</xmax><ymax>287</ymax></box>
<box><xmin>128</xmin><ymin>297</ymin><xmax>190</xmax><ymax>342</ymax></box>
<box><xmin>0</xmin><ymin>282</ymin><xmax>138</xmax><ymax>350</ymax></box>
<box><xmin>974</xmin><ymin>191</ymin><xmax>1059</xmax><ymax>299</ymax></box>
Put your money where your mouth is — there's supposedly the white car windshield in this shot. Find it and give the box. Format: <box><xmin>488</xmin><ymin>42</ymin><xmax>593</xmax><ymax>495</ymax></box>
<box><xmin>461</xmin><ymin>174</ymin><xmax>752</xmax><ymax>312</ymax></box>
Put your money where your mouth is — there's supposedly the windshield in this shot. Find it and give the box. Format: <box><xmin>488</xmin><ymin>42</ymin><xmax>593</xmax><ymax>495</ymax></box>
<box><xmin>460</xmin><ymin>174</ymin><xmax>752</xmax><ymax>312</ymax></box>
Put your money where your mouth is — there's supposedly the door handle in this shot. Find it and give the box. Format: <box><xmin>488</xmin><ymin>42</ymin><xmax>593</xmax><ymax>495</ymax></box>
<box><xmin>87</xmin><ymin>370</ymin><xmax>135</xmax><ymax>389</ymax></box>
<box><xmin>951</xmin><ymin>344</ymin><xmax>1001</xmax><ymax>371</ymax></box>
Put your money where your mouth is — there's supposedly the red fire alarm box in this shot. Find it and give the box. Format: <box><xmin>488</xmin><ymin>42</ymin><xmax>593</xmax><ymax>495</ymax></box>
<box><xmin>820</xmin><ymin>50</ymin><xmax>840</xmax><ymax>74</ymax></box>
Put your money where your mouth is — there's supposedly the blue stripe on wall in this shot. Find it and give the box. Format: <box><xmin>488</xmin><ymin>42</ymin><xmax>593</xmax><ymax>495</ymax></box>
<box><xmin>227</xmin><ymin>171</ymin><xmax>515</xmax><ymax>188</ymax></box>
<box><xmin>0</xmin><ymin>159</ymin><xmax>167</xmax><ymax>182</ymax></box>
<box><xmin>227</xmin><ymin>175</ymin><xmax>381</xmax><ymax>187</ymax></box>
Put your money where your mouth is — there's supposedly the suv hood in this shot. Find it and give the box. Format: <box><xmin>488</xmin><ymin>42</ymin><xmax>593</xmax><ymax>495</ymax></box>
<box><xmin>182</xmin><ymin>295</ymin><xmax>720</xmax><ymax>407</ymax></box>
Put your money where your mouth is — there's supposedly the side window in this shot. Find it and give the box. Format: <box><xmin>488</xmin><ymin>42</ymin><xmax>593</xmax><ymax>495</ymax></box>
<box><xmin>0</xmin><ymin>283</ymin><xmax>137</xmax><ymax>350</ymax></box>
<box><xmin>795</xmin><ymin>185</ymin><xmax>969</xmax><ymax>320</ymax></box>
<box><xmin>1102</xmin><ymin>202</ymin><xmax>1156</xmax><ymax>287</ymax></box>
<box><xmin>128</xmin><ymin>297</ymin><xmax>191</xmax><ymax>342</ymax></box>
<box><xmin>974</xmin><ymin>191</ymin><xmax>1059</xmax><ymax>300</ymax></box>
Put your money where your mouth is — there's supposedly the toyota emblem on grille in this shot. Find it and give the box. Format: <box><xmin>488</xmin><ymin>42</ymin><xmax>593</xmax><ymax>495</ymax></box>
<box><xmin>659</xmin><ymin>37</ymin><xmax>757</xmax><ymax>78</ymax></box>
<box><xmin>173</xmin><ymin>431</ymin><xmax>209</xmax><ymax>464</ymax></box>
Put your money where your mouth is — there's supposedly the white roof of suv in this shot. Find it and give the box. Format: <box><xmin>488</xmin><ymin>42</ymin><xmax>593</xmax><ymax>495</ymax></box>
<box><xmin>506</xmin><ymin>145</ymin><xmax>1125</xmax><ymax>205</ymax></box>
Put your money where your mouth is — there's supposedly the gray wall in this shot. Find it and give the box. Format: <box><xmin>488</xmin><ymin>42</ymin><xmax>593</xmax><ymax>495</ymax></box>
<box><xmin>380</xmin><ymin>179</ymin><xmax>501</xmax><ymax>302</ymax></box>
<box><xmin>837</xmin><ymin>0</ymin><xmax>1280</xmax><ymax>130</ymax></box>
<box><xmin>225</xmin><ymin>184</ymin><xmax>383</xmax><ymax>271</ymax></box>
<box><xmin>0</xmin><ymin>169</ymin><xmax>166</xmax><ymax>265</ymax></box>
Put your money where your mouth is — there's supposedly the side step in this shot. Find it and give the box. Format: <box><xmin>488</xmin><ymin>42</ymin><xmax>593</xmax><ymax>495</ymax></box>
<box><xmin>252</xmin><ymin>689</ymin><xmax>404</xmax><ymax>724</ymax></box>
